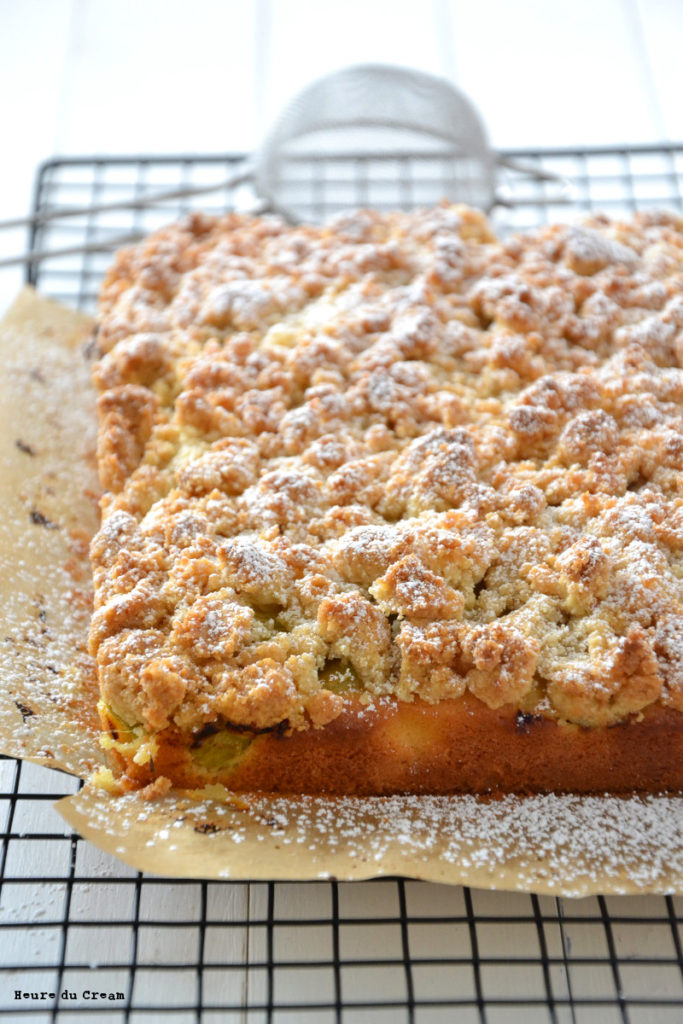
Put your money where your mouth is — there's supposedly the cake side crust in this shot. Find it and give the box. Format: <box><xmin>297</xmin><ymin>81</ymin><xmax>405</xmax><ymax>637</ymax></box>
<box><xmin>99</xmin><ymin>692</ymin><xmax>683</xmax><ymax>795</ymax></box>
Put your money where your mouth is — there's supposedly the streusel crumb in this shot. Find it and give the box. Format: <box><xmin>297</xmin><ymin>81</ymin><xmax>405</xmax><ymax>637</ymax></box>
<box><xmin>90</xmin><ymin>205</ymin><xmax>683</xmax><ymax>741</ymax></box>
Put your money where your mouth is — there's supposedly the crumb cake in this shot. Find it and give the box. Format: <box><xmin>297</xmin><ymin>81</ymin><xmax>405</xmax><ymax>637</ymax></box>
<box><xmin>89</xmin><ymin>205</ymin><xmax>683</xmax><ymax>794</ymax></box>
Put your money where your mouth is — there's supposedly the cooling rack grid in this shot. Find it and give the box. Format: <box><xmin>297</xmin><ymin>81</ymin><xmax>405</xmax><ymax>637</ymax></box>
<box><xmin>2</xmin><ymin>143</ymin><xmax>683</xmax><ymax>1023</ymax></box>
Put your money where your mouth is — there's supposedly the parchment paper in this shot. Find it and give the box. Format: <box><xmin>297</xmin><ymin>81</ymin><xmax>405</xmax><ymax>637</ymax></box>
<box><xmin>0</xmin><ymin>287</ymin><xmax>101</xmax><ymax>777</ymax></box>
<box><xmin>2</xmin><ymin>287</ymin><xmax>682</xmax><ymax>897</ymax></box>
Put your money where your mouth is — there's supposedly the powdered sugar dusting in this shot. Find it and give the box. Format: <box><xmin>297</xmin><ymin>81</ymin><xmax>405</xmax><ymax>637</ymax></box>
<box><xmin>0</xmin><ymin>289</ymin><xmax>102</xmax><ymax>776</ymax></box>
<box><xmin>63</xmin><ymin>787</ymin><xmax>683</xmax><ymax>896</ymax></box>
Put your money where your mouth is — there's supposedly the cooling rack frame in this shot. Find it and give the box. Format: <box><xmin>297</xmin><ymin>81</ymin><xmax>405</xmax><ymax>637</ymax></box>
<box><xmin>2</xmin><ymin>142</ymin><xmax>683</xmax><ymax>1023</ymax></box>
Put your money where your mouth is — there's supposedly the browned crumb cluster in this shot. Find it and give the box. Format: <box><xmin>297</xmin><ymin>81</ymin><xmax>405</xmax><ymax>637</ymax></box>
<box><xmin>89</xmin><ymin>205</ymin><xmax>683</xmax><ymax>761</ymax></box>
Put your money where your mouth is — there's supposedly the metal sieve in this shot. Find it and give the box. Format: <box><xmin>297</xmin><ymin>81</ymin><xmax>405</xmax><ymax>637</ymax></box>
<box><xmin>2</xmin><ymin>63</ymin><xmax>565</xmax><ymax>267</ymax></box>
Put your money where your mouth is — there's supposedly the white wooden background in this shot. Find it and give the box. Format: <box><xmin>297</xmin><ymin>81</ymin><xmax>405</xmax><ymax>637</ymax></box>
<box><xmin>1</xmin><ymin>0</ymin><xmax>682</xmax><ymax>315</ymax></box>
<box><xmin>1</xmin><ymin>3</ymin><xmax>683</xmax><ymax>1021</ymax></box>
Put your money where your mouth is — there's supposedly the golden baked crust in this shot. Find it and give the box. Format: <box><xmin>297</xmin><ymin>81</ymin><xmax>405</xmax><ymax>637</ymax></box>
<box><xmin>89</xmin><ymin>205</ymin><xmax>683</xmax><ymax>793</ymax></box>
<box><xmin>99</xmin><ymin>693</ymin><xmax>683</xmax><ymax>796</ymax></box>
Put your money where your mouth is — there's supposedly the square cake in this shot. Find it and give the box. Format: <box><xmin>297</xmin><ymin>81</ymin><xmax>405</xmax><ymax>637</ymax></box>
<box><xmin>88</xmin><ymin>205</ymin><xmax>683</xmax><ymax>794</ymax></box>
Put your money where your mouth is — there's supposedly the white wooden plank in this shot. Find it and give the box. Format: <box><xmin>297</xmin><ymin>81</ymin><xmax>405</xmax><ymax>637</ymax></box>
<box><xmin>246</xmin><ymin>882</ymin><xmax>270</xmax><ymax>1023</ymax></box>
<box><xmin>445</xmin><ymin>0</ymin><xmax>664</xmax><ymax>147</ymax></box>
<box><xmin>247</xmin><ymin>881</ymin><xmax>335</xmax><ymax>1016</ymax></box>
<box><xmin>54</xmin><ymin>0</ymin><xmax>258</xmax><ymax>154</ymax></box>
<box><xmin>0</xmin><ymin>0</ymin><xmax>73</xmax><ymax>315</ymax></box>
<box><xmin>635</xmin><ymin>0</ymin><xmax>683</xmax><ymax>141</ymax></box>
<box><xmin>256</xmin><ymin>0</ymin><xmax>443</xmax><ymax>139</ymax></box>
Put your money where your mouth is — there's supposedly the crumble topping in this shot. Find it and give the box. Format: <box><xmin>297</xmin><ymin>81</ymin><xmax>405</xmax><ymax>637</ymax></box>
<box><xmin>90</xmin><ymin>205</ymin><xmax>683</xmax><ymax>739</ymax></box>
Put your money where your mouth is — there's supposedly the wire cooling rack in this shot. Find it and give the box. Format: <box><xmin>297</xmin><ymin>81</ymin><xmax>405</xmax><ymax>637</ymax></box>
<box><xmin>2</xmin><ymin>144</ymin><xmax>683</xmax><ymax>1023</ymax></box>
